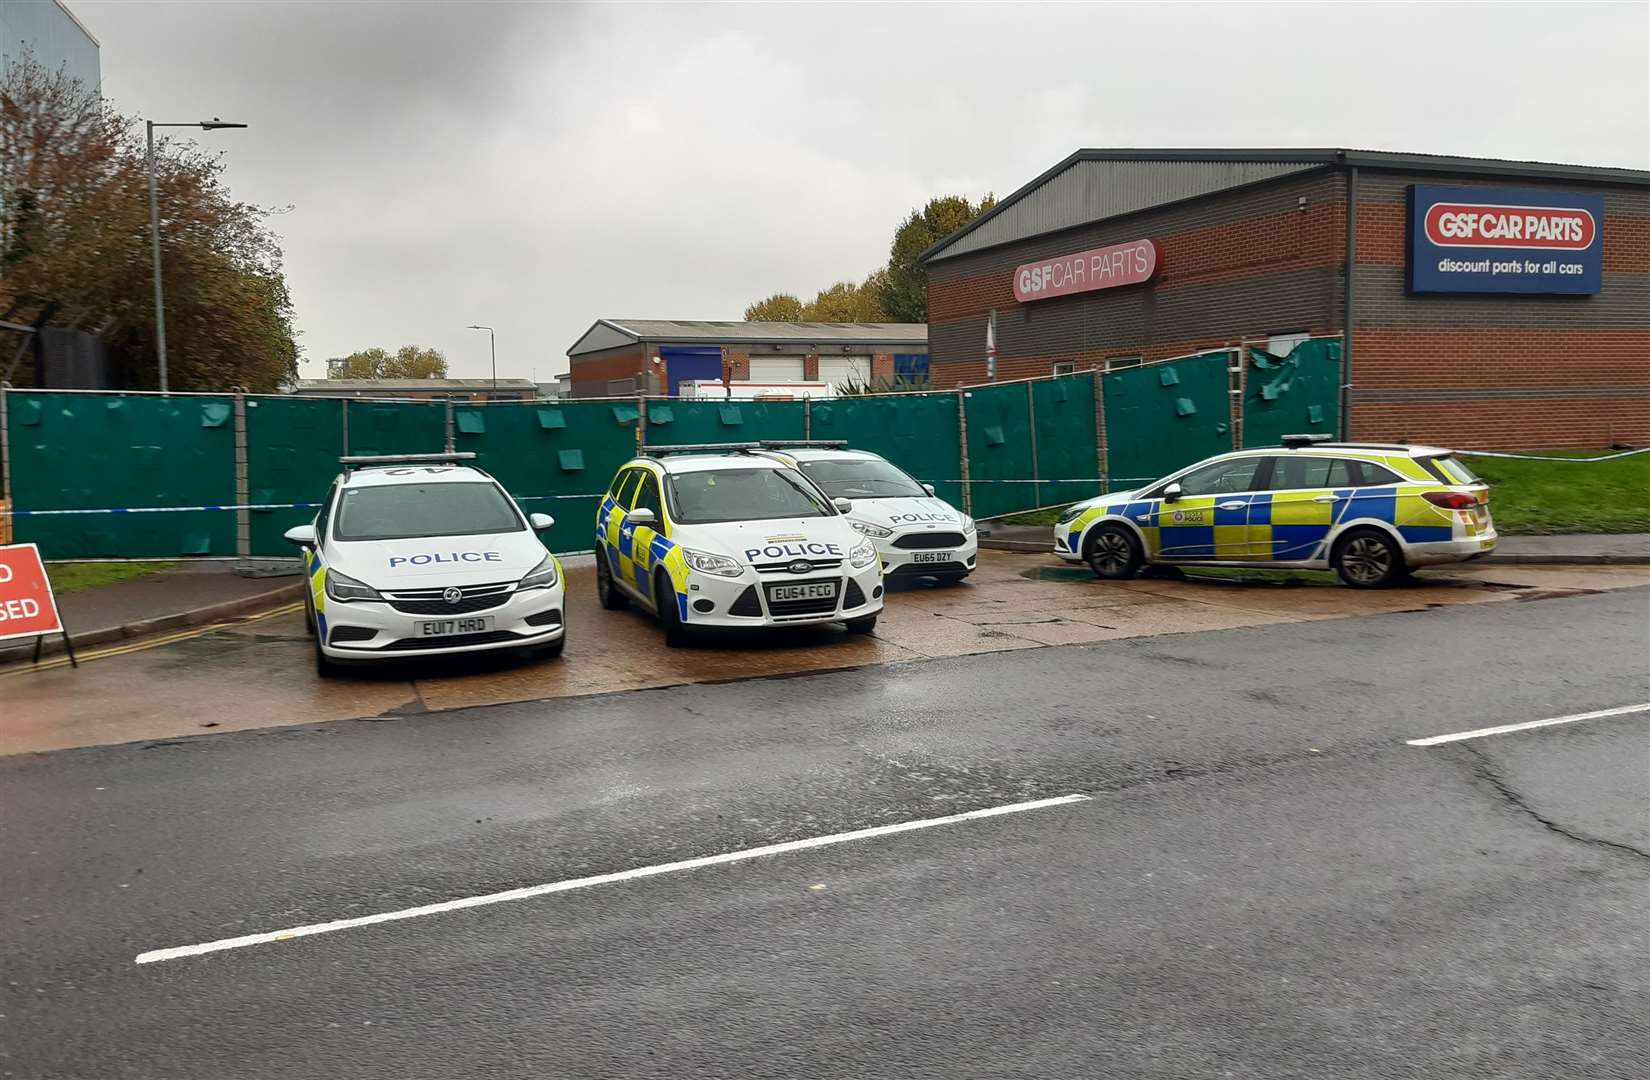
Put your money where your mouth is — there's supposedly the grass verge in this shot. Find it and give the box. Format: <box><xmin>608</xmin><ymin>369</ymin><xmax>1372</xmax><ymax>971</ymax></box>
<box><xmin>46</xmin><ymin>561</ymin><xmax>174</xmax><ymax>595</ymax></box>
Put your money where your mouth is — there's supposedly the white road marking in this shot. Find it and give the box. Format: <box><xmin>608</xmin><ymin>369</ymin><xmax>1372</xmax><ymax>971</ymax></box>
<box><xmin>1407</xmin><ymin>702</ymin><xmax>1650</xmax><ymax>747</ymax></box>
<box><xmin>134</xmin><ymin>793</ymin><xmax>1091</xmax><ymax>965</ymax></box>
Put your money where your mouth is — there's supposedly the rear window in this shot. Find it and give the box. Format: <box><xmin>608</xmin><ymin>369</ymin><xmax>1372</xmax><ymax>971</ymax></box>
<box><xmin>1420</xmin><ymin>456</ymin><xmax>1482</xmax><ymax>485</ymax></box>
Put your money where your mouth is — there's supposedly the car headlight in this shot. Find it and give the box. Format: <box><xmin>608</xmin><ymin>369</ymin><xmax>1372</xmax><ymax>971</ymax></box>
<box><xmin>324</xmin><ymin>568</ymin><xmax>382</xmax><ymax>603</ymax></box>
<box><xmin>851</xmin><ymin>520</ymin><xmax>893</xmax><ymax>539</ymax></box>
<box><xmin>1056</xmin><ymin>504</ymin><xmax>1086</xmax><ymax>525</ymax></box>
<box><xmin>684</xmin><ymin>548</ymin><xmax>743</xmax><ymax>578</ymax></box>
<box><xmin>961</xmin><ymin>515</ymin><xmax>976</xmax><ymax>534</ymax></box>
<box><xmin>518</xmin><ymin>554</ymin><xmax>559</xmax><ymax>591</ymax></box>
<box><xmin>849</xmin><ymin>540</ymin><xmax>877</xmax><ymax>569</ymax></box>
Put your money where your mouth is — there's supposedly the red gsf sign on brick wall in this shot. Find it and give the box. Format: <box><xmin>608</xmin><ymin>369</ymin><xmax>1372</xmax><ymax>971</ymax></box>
<box><xmin>1013</xmin><ymin>239</ymin><xmax>1159</xmax><ymax>303</ymax></box>
<box><xmin>0</xmin><ymin>543</ymin><xmax>64</xmax><ymax>642</ymax></box>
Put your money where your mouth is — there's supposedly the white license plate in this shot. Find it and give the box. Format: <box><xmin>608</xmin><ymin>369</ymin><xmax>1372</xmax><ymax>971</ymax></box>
<box><xmin>415</xmin><ymin>616</ymin><xmax>493</xmax><ymax>638</ymax></box>
<box><xmin>911</xmin><ymin>551</ymin><xmax>953</xmax><ymax>564</ymax></box>
<box><xmin>768</xmin><ymin>582</ymin><xmax>837</xmax><ymax>602</ymax></box>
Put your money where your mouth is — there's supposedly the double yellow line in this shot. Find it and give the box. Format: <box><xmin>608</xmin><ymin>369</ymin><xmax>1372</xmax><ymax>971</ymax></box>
<box><xmin>0</xmin><ymin>602</ymin><xmax>303</xmax><ymax>679</ymax></box>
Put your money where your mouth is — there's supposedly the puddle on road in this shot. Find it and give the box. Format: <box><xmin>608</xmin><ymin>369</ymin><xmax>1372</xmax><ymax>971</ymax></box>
<box><xmin>1019</xmin><ymin>564</ymin><xmax>1533</xmax><ymax>592</ymax></box>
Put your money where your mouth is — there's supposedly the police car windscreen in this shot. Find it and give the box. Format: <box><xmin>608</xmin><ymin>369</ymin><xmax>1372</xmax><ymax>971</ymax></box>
<box><xmin>669</xmin><ymin>469</ymin><xmax>832</xmax><ymax>524</ymax></box>
<box><xmin>334</xmin><ymin>483</ymin><xmax>523</xmax><ymax>541</ymax></box>
<box><xmin>798</xmin><ymin>459</ymin><xmax>925</xmax><ymax>498</ymax></box>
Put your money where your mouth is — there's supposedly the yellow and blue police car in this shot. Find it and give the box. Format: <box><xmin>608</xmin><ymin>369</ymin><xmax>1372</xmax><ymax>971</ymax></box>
<box><xmin>594</xmin><ymin>444</ymin><xmax>884</xmax><ymax>646</ymax></box>
<box><xmin>754</xmin><ymin>442</ymin><xmax>978</xmax><ymax>583</ymax></box>
<box><xmin>1052</xmin><ymin>436</ymin><xmax>1496</xmax><ymax>587</ymax></box>
<box><xmin>284</xmin><ymin>453</ymin><xmax>565</xmax><ymax>676</ymax></box>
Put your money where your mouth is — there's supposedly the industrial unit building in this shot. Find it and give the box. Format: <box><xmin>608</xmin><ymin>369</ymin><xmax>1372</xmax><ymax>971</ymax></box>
<box><xmin>920</xmin><ymin>149</ymin><xmax>1649</xmax><ymax>449</ymax></box>
<box><xmin>565</xmin><ymin>320</ymin><xmax>929</xmax><ymax>398</ymax></box>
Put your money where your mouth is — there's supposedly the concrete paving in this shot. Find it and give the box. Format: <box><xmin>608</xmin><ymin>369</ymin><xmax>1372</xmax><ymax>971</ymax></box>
<box><xmin>2</xmin><ymin>587</ymin><xmax>1646</xmax><ymax>1078</ymax></box>
<box><xmin>5</xmin><ymin>552</ymin><xmax>1644</xmax><ymax>755</ymax></box>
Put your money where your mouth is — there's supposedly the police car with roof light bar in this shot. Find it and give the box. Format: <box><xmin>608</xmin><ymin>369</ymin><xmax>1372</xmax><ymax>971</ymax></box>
<box><xmin>594</xmin><ymin>444</ymin><xmax>884</xmax><ymax>646</ymax></box>
<box><xmin>754</xmin><ymin>442</ymin><xmax>977</xmax><ymax>583</ymax></box>
<box><xmin>283</xmin><ymin>453</ymin><xmax>565</xmax><ymax>676</ymax></box>
<box><xmin>1052</xmin><ymin>435</ymin><xmax>1496</xmax><ymax>587</ymax></box>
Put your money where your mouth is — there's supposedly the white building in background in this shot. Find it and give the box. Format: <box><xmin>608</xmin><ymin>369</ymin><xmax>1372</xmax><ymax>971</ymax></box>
<box><xmin>0</xmin><ymin>1</ymin><xmax>101</xmax><ymax>88</ymax></box>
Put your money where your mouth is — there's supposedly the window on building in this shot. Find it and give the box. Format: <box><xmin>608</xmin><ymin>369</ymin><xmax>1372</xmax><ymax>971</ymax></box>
<box><xmin>1105</xmin><ymin>355</ymin><xmax>1144</xmax><ymax>371</ymax></box>
<box><xmin>1052</xmin><ymin>361</ymin><xmax>1076</xmax><ymax>376</ymax></box>
<box><xmin>1265</xmin><ymin>331</ymin><xmax>1311</xmax><ymax>358</ymax></box>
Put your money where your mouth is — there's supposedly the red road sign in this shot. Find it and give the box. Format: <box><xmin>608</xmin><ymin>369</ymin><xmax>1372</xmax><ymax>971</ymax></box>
<box><xmin>0</xmin><ymin>543</ymin><xmax>64</xmax><ymax>643</ymax></box>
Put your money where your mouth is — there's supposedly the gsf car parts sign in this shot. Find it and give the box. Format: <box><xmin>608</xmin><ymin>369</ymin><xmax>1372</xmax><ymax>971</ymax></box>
<box><xmin>1408</xmin><ymin>185</ymin><xmax>1603</xmax><ymax>294</ymax></box>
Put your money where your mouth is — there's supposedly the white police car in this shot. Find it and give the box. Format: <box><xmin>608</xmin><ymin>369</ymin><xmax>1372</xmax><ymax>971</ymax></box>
<box><xmin>756</xmin><ymin>442</ymin><xmax>977</xmax><ymax>582</ymax></box>
<box><xmin>283</xmin><ymin>453</ymin><xmax>565</xmax><ymax>676</ymax></box>
<box><xmin>594</xmin><ymin>444</ymin><xmax>884</xmax><ymax>646</ymax></box>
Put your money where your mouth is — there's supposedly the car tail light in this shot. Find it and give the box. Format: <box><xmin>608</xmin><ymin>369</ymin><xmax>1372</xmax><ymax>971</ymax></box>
<box><xmin>1423</xmin><ymin>491</ymin><xmax>1478</xmax><ymax>510</ymax></box>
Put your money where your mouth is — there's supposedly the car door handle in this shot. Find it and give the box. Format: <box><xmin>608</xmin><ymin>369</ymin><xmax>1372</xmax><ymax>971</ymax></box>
<box><xmin>1134</xmin><ymin>514</ymin><xmax>1152</xmax><ymax>522</ymax></box>
<box><xmin>1218</xmin><ymin>501</ymin><xmax>1248</xmax><ymax>510</ymax></box>
<box><xmin>1313</xmin><ymin>495</ymin><xmax>1338</xmax><ymax>503</ymax></box>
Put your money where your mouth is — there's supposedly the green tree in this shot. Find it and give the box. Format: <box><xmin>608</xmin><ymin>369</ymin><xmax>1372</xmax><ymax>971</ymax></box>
<box><xmin>0</xmin><ymin>56</ymin><xmax>299</xmax><ymax>391</ymax></box>
<box><xmin>878</xmin><ymin>193</ymin><xmax>996</xmax><ymax>323</ymax></box>
<box><xmin>330</xmin><ymin>344</ymin><xmax>447</xmax><ymax>379</ymax></box>
<box><xmin>743</xmin><ymin>293</ymin><xmax>804</xmax><ymax>321</ymax></box>
<box><xmin>800</xmin><ymin>271</ymin><xmax>888</xmax><ymax>322</ymax></box>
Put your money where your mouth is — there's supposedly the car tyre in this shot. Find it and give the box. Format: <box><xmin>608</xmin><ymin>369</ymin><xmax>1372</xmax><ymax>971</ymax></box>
<box><xmin>596</xmin><ymin>551</ymin><xmax>629</xmax><ymax>610</ymax></box>
<box><xmin>846</xmin><ymin>614</ymin><xmax>878</xmax><ymax>634</ymax></box>
<box><xmin>313</xmin><ymin>637</ymin><xmax>341</xmax><ymax>679</ymax></box>
<box><xmin>303</xmin><ymin>591</ymin><xmax>317</xmax><ymax>637</ymax></box>
<box><xmin>654</xmin><ymin>572</ymin><xmax>689</xmax><ymax>648</ymax></box>
<box><xmin>533</xmin><ymin>637</ymin><xmax>565</xmax><ymax>661</ymax></box>
<box><xmin>1086</xmin><ymin>524</ymin><xmax>1143</xmax><ymax>580</ymax></box>
<box><xmin>1333</xmin><ymin>527</ymin><xmax>1405</xmax><ymax>588</ymax></box>
<box><xmin>932</xmin><ymin>572</ymin><xmax>970</xmax><ymax>585</ymax></box>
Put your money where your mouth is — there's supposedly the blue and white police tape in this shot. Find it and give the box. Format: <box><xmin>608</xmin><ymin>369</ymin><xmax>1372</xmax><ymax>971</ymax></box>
<box><xmin>0</xmin><ymin>494</ymin><xmax>611</xmax><ymax>517</ymax></box>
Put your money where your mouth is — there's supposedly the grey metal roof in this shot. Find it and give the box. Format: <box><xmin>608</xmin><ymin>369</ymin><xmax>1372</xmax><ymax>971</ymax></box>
<box><xmin>569</xmin><ymin>319</ymin><xmax>927</xmax><ymax>356</ymax></box>
<box><xmin>922</xmin><ymin>148</ymin><xmax>1650</xmax><ymax>264</ymax></box>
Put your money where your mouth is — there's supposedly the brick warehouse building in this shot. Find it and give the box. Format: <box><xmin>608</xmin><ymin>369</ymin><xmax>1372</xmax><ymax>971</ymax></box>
<box><xmin>565</xmin><ymin>320</ymin><xmax>929</xmax><ymax>397</ymax></box>
<box><xmin>921</xmin><ymin>149</ymin><xmax>1649</xmax><ymax>449</ymax></box>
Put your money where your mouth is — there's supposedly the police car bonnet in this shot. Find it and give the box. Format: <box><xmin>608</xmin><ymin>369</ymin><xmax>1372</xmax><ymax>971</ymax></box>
<box><xmin>331</xmin><ymin>530</ymin><xmax>549</xmax><ymax>585</ymax></box>
<box><xmin>861</xmin><ymin>497</ymin><xmax>959</xmax><ymax>526</ymax></box>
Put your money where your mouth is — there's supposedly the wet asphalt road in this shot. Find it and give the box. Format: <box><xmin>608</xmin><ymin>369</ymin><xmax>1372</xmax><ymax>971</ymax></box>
<box><xmin>3</xmin><ymin>588</ymin><xmax>1648</xmax><ymax>1079</ymax></box>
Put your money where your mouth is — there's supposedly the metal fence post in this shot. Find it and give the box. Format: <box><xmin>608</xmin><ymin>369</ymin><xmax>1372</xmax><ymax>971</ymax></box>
<box><xmin>341</xmin><ymin>399</ymin><xmax>351</xmax><ymax>456</ymax></box>
<box><xmin>0</xmin><ymin>382</ymin><xmax>10</xmax><ymax>505</ymax></box>
<box><xmin>1092</xmin><ymin>369</ymin><xmax>1108</xmax><ymax>493</ymax></box>
<box><xmin>1231</xmin><ymin>340</ymin><xmax>1247</xmax><ymax>451</ymax></box>
<box><xmin>636</xmin><ymin>394</ymin><xmax>647</xmax><ymax>452</ymax></box>
<box><xmin>444</xmin><ymin>398</ymin><xmax>455</xmax><ymax>453</ymax></box>
<box><xmin>233</xmin><ymin>393</ymin><xmax>250</xmax><ymax>557</ymax></box>
<box><xmin>1025</xmin><ymin>380</ymin><xmax>1040</xmax><ymax>510</ymax></box>
<box><xmin>803</xmin><ymin>396</ymin><xmax>812</xmax><ymax>441</ymax></box>
<box><xmin>956</xmin><ymin>388</ymin><xmax>971</xmax><ymax>516</ymax></box>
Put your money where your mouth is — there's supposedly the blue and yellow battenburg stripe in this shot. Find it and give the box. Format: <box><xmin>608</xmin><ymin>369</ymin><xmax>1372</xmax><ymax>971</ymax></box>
<box><xmin>596</xmin><ymin>494</ymin><xmax>691</xmax><ymax>619</ymax></box>
<box><xmin>1064</xmin><ymin>455</ymin><xmax>1486</xmax><ymax>561</ymax></box>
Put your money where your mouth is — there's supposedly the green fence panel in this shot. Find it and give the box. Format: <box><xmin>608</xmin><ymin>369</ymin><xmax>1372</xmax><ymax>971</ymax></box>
<box><xmin>963</xmin><ymin>382</ymin><xmax>1041</xmax><ymax>519</ymax></box>
<box><xmin>1029</xmin><ymin>374</ymin><xmax>1102</xmax><ymax>512</ymax></box>
<box><xmin>809</xmin><ymin>393</ymin><xmax>963</xmax><ymax>509</ymax></box>
<box><xmin>640</xmin><ymin>399</ymin><xmax>805</xmax><ymax>448</ymax></box>
<box><xmin>246</xmin><ymin>397</ymin><xmax>344</xmax><ymax>556</ymax></box>
<box><xmin>457</xmin><ymin>400</ymin><xmax>639</xmax><ymax>554</ymax></box>
<box><xmin>6</xmin><ymin>391</ymin><xmax>237</xmax><ymax>558</ymax></box>
<box><xmin>342</xmin><ymin>400</ymin><xmax>446</xmax><ymax>457</ymax></box>
<box><xmin>1103</xmin><ymin>352</ymin><xmax>1234</xmax><ymax>493</ymax></box>
<box><xmin>1241</xmin><ymin>338</ymin><xmax>1343</xmax><ymax>450</ymax></box>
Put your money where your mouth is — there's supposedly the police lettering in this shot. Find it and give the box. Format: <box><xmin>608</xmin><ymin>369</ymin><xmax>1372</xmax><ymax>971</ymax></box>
<box><xmin>887</xmin><ymin>512</ymin><xmax>954</xmax><ymax>524</ymax></box>
<box><xmin>742</xmin><ymin>542</ymin><xmax>843</xmax><ymax>561</ymax></box>
<box><xmin>388</xmin><ymin>551</ymin><xmax>503</xmax><ymax>567</ymax></box>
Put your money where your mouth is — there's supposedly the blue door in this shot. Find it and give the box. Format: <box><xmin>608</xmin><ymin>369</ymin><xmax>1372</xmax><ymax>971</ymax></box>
<box><xmin>660</xmin><ymin>346</ymin><xmax>723</xmax><ymax>397</ymax></box>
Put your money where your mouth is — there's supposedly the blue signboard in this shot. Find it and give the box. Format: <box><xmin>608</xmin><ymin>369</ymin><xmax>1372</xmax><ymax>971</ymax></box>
<box><xmin>1407</xmin><ymin>185</ymin><xmax>1603</xmax><ymax>295</ymax></box>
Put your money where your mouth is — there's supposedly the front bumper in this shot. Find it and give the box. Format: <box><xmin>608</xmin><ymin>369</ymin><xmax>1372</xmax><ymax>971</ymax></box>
<box><xmin>319</xmin><ymin>585</ymin><xmax>565</xmax><ymax>659</ymax></box>
<box><xmin>874</xmin><ymin>529</ymin><xmax>979</xmax><ymax>578</ymax></box>
<box><xmin>678</xmin><ymin>560</ymin><xmax>885</xmax><ymax>628</ymax></box>
<box><xmin>1053</xmin><ymin>520</ymin><xmax>1084</xmax><ymax>561</ymax></box>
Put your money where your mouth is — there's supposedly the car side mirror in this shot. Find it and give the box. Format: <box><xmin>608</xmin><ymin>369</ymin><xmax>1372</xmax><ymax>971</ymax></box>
<box><xmin>283</xmin><ymin>524</ymin><xmax>316</xmax><ymax>547</ymax></box>
<box><xmin>529</xmin><ymin>513</ymin><xmax>555</xmax><ymax>531</ymax></box>
<box><xmin>626</xmin><ymin>507</ymin><xmax>657</xmax><ymax>527</ymax></box>
<box><xmin>922</xmin><ymin>483</ymin><xmax>936</xmax><ymax>496</ymax></box>
<box><xmin>1162</xmin><ymin>482</ymin><xmax>1183</xmax><ymax>503</ymax></box>
<box><xmin>833</xmin><ymin>497</ymin><xmax>853</xmax><ymax>514</ymax></box>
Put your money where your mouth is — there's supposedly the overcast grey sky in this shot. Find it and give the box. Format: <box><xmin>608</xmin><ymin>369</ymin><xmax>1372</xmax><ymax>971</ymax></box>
<box><xmin>77</xmin><ymin>0</ymin><xmax>1650</xmax><ymax>382</ymax></box>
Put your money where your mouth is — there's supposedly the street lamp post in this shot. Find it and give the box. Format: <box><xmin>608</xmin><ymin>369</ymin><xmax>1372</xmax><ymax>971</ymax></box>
<box><xmin>467</xmin><ymin>325</ymin><xmax>497</xmax><ymax>393</ymax></box>
<box><xmin>147</xmin><ymin>118</ymin><xmax>248</xmax><ymax>393</ymax></box>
